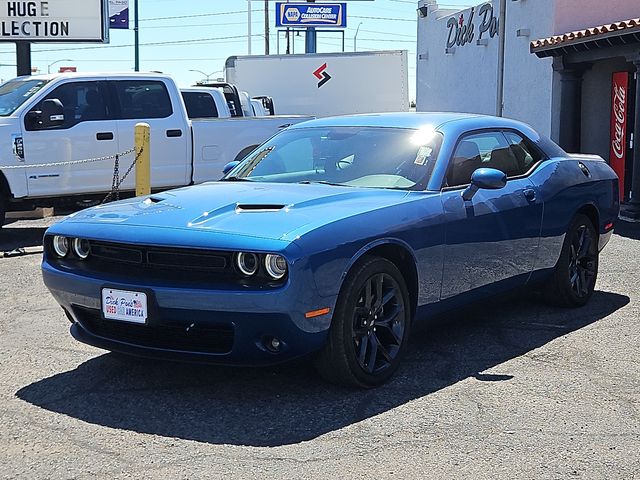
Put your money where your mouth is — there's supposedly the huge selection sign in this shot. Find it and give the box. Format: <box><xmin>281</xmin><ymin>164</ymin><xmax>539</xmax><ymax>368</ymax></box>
<box><xmin>109</xmin><ymin>0</ymin><xmax>128</xmax><ymax>30</ymax></box>
<box><xmin>609</xmin><ymin>71</ymin><xmax>629</xmax><ymax>201</ymax></box>
<box><xmin>276</xmin><ymin>2</ymin><xmax>347</xmax><ymax>28</ymax></box>
<box><xmin>0</xmin><ymin>0</ymin><xmax>109</xmax><ymax>42</ymax></box>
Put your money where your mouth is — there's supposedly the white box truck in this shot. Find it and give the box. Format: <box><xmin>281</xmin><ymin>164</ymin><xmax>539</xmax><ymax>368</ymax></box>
<box><xmin>224</xmin><ymin>50</ymin><xmax>409</xmax><ymax>117</ymax></box>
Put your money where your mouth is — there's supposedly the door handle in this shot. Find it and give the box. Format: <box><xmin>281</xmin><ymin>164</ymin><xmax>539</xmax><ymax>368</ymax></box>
<box><xmin>523</xmin><ymin>188</ymin><xmax>536</xmax><ymax>202</ymax></box>
<box><xmin>96</xmin><ymin>132</ymin><xmax>114</xmax><ymax>141</ymax></box>
<box><xmin>166</xmin><ymin>129</ymin><xmax>182</xmax><ymax>138</ymax></box>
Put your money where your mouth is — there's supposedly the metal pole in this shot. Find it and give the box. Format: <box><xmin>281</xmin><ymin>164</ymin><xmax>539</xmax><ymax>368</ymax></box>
<box><xmin>286</xmin><ymin>27</ymin><xmax>290</xmax><ymax>54</ymax></box>
<box><xmin>248</xmin><ymin>0</ymin><xmax>252</xmax><ymax>55</ymax></box>
<box><xmin>16</xmin><ymin>42</ymin><xmax>31</xmax><ymax>76</ymax></box>
<box><xmin>495</xmin><ymin>0</ymin><xmax>506</xmax><ymax>116</ymax></box>
<box><xmin>135</xmin><ymin>123</ymin><xmax>151</xmax><ymax>196</ymax></box>
<box><xmin>134</xmin><ymin>0</ymin><xmax>139</xmax><ymax>71</ymax></box>
<box><xmin>354</xmin><ymin>22</ymin><xmax>363</xmax><ymax>52</ymax></box>
<box><xmin>264</xmin><ymin>0</ymin><xmax>270</xmax><ymax>55</ymax></box>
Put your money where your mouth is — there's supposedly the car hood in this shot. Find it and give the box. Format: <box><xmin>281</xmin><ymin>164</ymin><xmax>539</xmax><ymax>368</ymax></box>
<box><xmin>63</xmin><ymin>181</ymin><xmax>414</xmax><ymax>241</ymax></box>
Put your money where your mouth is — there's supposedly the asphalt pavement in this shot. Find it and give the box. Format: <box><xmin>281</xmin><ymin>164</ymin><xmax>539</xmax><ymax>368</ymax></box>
<box><xmin>0</xmin><ymin>216</ymin><xmax>638</xmax><ymax>479</ymax></box>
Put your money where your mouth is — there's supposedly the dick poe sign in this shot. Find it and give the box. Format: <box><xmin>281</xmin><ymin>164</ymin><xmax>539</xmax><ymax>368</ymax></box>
<box><xmin>0</xmin><ymin>0</ymin><xmax>109</xmax><ymax>42</ymax></box>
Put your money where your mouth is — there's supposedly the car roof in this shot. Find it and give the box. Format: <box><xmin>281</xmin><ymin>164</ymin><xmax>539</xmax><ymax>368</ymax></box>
<box><xmin>288</xmin><ymin>112</ymin><xmax>532</xmax><ymax>132</ymax></box>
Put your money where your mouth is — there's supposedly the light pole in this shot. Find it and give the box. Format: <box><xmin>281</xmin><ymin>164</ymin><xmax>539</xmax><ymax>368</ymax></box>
<box><xmin>189</xmin><ymin>70</ymin><xmax>222</xmax><ymax>83</ymax></box>
<box><xmin>354</xmin><ymin>22</ymin><xmax>363</xmax><ymax>52</ymax></box>
<box><xmin>47</xmin><ymin>59</ymin><xmax>72</xmax><ymax>74</ymax></box>
<box><xmin>247</xmin><ymin>0</ymin><xmax>252</xmax><ymax>55</ymax></box>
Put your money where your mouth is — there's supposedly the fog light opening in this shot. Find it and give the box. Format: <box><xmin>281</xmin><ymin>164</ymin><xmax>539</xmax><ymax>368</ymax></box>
<box><xmin>264</xmin><ymin>336</ymin><xmax>282</xmax><ymax>353</ymax></box>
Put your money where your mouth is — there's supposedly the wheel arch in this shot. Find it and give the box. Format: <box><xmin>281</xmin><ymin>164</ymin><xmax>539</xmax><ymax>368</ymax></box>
<box><xmin>0</xmin><ymin>171</ymin><xmax>10</xmax><ymax>197</ymax></box>
<box><xmin>576</xmin><ymin>203</ymin><xmax>600</xmax><ymax>234</ymax></box>
<box><xmin>344</xmin><ymin>239</ymin><xmax>419</xmax><ymax>319</ymax></box>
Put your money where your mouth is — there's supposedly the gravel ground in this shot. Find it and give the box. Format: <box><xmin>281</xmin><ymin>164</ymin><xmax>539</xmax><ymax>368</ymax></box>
<box><xmin>0</xmin><ymin>216</ymin><xmax>638</xmax><ymax>479</ymax></box>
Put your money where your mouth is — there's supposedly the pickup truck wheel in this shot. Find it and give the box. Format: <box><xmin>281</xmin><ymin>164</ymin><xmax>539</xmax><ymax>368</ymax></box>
<box><xmin>543</xmin><ymin>213</ymin><xmax>598</xmax><ymax>308</ymax></box>
<box><xmin>0</xmin><ymin>194</ymin><xmax>6</xmax><ymax>229</ymax></box>
<box><xmin>314</xmin><ymin>256</ymin><xmax>411</xmax><ymax>388</ymax></box>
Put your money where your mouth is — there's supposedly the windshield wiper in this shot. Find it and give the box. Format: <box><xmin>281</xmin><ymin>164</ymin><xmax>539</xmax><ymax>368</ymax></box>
<box><xmin>298</xmin><ymin>180</ymin><xmax>344</xmax><ymax>186</ymax></box>
<box><xmin>220</xmin><ymin>176</ymin><xmax>254</xmax><ymax>182</ymax></box>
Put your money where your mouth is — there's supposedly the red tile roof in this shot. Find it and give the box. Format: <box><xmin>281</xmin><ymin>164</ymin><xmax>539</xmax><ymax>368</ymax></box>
<box><xmin>530</xmin><ymin>18</ymin><xmax>640</xmax><ymax>53</ymax></box>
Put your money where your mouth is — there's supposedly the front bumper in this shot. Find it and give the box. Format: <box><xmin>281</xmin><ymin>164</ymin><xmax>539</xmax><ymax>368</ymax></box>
<box><xmin>43</xmin><ymin>261</ymin><xmax>334</xmax><ymax>366</ymax></box>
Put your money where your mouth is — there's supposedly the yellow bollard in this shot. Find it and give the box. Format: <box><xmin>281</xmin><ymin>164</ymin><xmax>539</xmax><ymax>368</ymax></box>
<box><xmin>135</xmin><ymin>123</ymin><xmax>151</xmax><ymax>196</ymax></box>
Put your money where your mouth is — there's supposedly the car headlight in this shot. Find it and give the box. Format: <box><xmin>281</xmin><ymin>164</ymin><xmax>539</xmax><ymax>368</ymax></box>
<box><xmin>52</xmin><ymin>236</ymin><xmax>69</xmax><ymax>257</ymax></box>
<box><xmin>264</xmin><ymin>254</ymin><xmax>287</xmax><ymax>280</ymax></box>
<box><xmin>72</xmin><ymin>238</ymin><xmax>91</xmax><ymax>259</ymax></box>
<box><xmin>236</xmin><ymin>252</ymin><xmax>259</xmax><ymax>276</ymax></box>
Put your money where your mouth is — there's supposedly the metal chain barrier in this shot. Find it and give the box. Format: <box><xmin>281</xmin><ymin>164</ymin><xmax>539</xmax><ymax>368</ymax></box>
<box><xmin>0</xmin><ymin>147</ymin><xmax>135</xmax><ymax>170</ymax></box>
<box><xmin>101</xmin><ymin>146</ymin><xmax>143</xmax><ymax>204</ymax></box>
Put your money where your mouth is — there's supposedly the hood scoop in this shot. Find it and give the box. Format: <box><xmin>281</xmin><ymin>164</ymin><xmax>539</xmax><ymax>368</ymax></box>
<box><xmin>235</xmin><ymin>204</ymin><xmax>286</xmax><ymax>212</ymax></box>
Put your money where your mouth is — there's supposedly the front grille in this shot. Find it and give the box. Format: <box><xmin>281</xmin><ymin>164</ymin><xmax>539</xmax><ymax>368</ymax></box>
<box><xmin>74</xmin><ymin>306</ymin><xmax>234</xmax><ymax>354</ymax></box>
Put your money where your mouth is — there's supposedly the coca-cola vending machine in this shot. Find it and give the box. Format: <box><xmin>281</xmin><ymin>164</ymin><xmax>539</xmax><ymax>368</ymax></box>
<box><xmin>610</xmin><ymin>71</ymin><xmax>631</xmax><ymax>201</ymax></box>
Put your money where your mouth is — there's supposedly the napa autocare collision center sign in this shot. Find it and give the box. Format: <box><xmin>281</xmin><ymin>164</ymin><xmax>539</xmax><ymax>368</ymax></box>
<box><xmin>276</xmin><ymin>2</ymin><xmax>347</xmax><ymax>28</ymax></box>
<box><xmin>0</xmin><ymin>0</ymin><xmax>109</xmax><ymax>42</ymax></box>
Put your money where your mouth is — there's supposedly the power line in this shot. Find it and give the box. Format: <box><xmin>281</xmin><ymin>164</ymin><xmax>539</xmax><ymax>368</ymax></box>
<box><xmin>350</xmin><ymin>15</ymin><xmax>416</xmax><ymax>22</ymax></box>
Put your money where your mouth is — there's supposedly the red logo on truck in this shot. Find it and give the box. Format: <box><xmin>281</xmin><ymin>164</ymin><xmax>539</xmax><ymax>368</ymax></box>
<box><xmin>609</xmin><ymin>71</ymin><xmax>628</xmax><ymax>200</ymax></box>
<box><xmin>313</xmin><ymin>63</ymin><xmax>331</xmax><ymax>88</ymax></box>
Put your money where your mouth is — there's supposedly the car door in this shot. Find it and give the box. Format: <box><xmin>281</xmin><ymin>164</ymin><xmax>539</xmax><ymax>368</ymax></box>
<box><xmin>20</xmin><ymin>79</ymin><xmax>119</xmax><ymax>197</ymax></box>
<box><xmin>110</xmin><ymin>79</ymin><xmax>190</xmax><ymax>191</ymax></box>
<box><xmin>440</xmin><ymin>130</ymin><xmax>544</xmax><ymax>300</ymax></box>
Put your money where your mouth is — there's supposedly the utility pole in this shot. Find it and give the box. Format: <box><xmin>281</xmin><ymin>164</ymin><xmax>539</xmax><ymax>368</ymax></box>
<box><xmin>264</xmin><ymin>0</ymin><xmax>270</xmax><ymax>55</ymax></box>
<box><xmin>134</xmin><ymin>0</ymin><xmax>140</xmax><ymax>71</ymax></box>
<box><xmin>247</xmin><ymin>0</ymin><xmax>252</xmax><ymax>55</ymax></box>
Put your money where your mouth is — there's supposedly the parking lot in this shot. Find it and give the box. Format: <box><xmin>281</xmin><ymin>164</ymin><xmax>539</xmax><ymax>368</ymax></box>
<box><xmin>0</xmin><ymin>216</ymin><xmax>639</xmax><ymax>479</ymax></box>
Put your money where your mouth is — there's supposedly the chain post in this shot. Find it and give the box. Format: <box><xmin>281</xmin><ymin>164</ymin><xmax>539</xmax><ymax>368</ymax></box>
<box><xmin>135</xmin><ymin>123</ymin><xmax>151</xmax><ymax>196</ymax></box>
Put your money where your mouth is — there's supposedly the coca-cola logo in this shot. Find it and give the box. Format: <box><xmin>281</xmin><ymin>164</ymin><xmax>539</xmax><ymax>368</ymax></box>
<box><xmin>611</xmin><ymin>83</ymin><xmax>626</xmax><ymax>160</ymax></box>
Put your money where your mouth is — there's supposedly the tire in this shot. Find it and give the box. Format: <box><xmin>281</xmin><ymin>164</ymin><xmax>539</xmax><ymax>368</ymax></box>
<box><xmin>0</xmin><ymin>193</ymin><xmax>6</xmax><ymax>229</ymax></box>
<box><xmin>543</xmin><ymin>213</ymin><xmax>598</xmax><ymax>307</ymax></box>
<box><xmin>314</xmin><ymin>256</ymin><xmax>412</xmax><ymax>388</ymax></box>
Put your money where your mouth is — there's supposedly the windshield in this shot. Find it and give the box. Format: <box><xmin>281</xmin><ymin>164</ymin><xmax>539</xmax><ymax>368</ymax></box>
<box><xmin>0</xmin><ymin>79</ymin><xmax>49</xmax><ymax>117</ymax></box>
<box><xmin>226</xmin><ymin>126</ymin><xmax>443</xmax><ymax>190</ymax></box>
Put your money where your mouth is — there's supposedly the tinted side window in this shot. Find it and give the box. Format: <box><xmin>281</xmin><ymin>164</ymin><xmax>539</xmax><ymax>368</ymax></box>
<box><xmin>26</xmin><ymin>81</ymin><xmax>109</xmax><ymax>131</ymax></box>
<box><xmin>113</xmin><ymin>81</ymin><xmax>172</xmax><ymax>119</ymax></box>
<box><xmin>504</xmin><ymin>131</ymin><xmax>543</xmax><ymax>173</ymax></box>
<box><xmin>182</xmin><ymin>92</ymin><xmax>218</xmax><ymax>119</ymax></box>
<box><xmin>447</xmin><ymin>131</ymin><xmax>522</xmax><ymax>187</ymax></box>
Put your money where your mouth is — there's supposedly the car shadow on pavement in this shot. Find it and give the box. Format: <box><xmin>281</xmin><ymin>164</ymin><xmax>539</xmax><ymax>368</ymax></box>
<box><xmin>0</xmin><ymin>225</ymin><xmax>47</xmax><ymax>251</ymax></box>
<box><xmin>16</xmin><ymin>290</ymin><xmax>628</xmax><ymax>447</ymax></box>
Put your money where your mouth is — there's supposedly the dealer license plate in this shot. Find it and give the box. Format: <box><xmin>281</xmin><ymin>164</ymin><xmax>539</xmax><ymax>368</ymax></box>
<box><xmin>101</xmin><ymin>288</ymin><xmax>148</xmax><ymax>324</ymax></box>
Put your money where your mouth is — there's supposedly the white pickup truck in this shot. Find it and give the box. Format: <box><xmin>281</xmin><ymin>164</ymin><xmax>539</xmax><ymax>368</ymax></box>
<box><xmin>180</xmin><ymin>85</ymin><xmax>271</xmax><ymax>119</ymax></box>
<box><xmin>0</xmin><ymin>72</ymin><xmax>311</xmax><ymax>226</ymax></box>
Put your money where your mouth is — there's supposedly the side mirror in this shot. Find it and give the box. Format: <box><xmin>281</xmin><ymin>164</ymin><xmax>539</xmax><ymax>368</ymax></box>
<box><xmin>41</xmin><ymin>99</ymin><xmax>64</xmax><ymax>128</ymax></box>
<box><xmin>462</xmin><ymin>168</ymin><xmax>507</xmax><ymax>201</ymax></box>
<box><xmin>222</xmin><ymin>160</ymin><xmax>240</xmax><ymax>175</ymax></box>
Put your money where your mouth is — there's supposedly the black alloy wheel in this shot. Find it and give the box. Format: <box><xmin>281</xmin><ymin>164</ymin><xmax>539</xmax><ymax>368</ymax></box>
<box><xmin>568</xmin><ymin>223</ymin><xmax>597</xmax><ymax>299</ymax></box>
<box><xmin>543</xmin><ymin>213</ymin><xmax>599</xmax><ymax>307</ymax></box>
<box><xmin>315</xmin><ymin>256</ymin><xmax>411</xmax><ymax>388</ymax></box>
<box><xmin>352</xmin><ymin>272</ymin><xmax>406</xmax><ymax>375</ymax></box>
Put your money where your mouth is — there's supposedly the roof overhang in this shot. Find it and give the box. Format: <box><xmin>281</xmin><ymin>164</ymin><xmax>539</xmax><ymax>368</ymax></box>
<box><xmin>531</xmin><ymin>18</ymin><xmax>640</xmax><ymax>58</ymax></box>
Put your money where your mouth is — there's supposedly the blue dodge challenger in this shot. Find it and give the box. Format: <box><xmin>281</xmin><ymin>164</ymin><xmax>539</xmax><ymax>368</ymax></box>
<box><xmin>42</xmin><ymin>113</ymin><xmax>619</xmax><ymax>387</ymax></box>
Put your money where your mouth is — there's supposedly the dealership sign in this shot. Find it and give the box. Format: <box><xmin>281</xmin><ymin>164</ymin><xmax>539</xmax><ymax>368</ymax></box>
<box><xmin>276</xmin><ymin>2</ymin><xmax>347</xmax><ymax>28</ymax></box>
<box><xmin>610</xmin><ymin>71</ymin><xmax>629</xmax><ymax>200</ymax></box>
<box><xmin>109</xmin><ymin>0</ymin><xmax>128</xmax><ymax>30</ymax></box>
<box><xmin>0</xmin><ymin>0</ymin><xmax>109</xmax><ymax>42</ymax></box>
<box><xmin>446</xmin><ymin>2</ymin><xmax>498</xmax><ymax>48</ymax></box>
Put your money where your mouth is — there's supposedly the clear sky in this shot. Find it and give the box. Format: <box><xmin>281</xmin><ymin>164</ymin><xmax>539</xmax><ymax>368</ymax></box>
<box><xmin>0</xmin><ymin>0</ymin><xmax>472</xmax><ymax>101</ymax></box>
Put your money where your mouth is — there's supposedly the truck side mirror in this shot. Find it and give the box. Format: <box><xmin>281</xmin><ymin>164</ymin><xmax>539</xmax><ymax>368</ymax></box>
<box><xmin>41</xmin><ymin>99</ymin><xmax>65</xmax><ymax>128</ymax></box>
